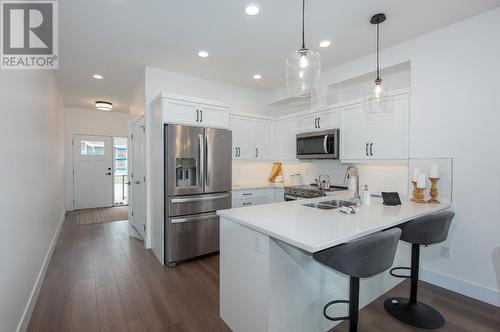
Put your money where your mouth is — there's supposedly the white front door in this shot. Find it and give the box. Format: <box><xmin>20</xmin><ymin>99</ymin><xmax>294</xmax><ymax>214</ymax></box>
<box><xmin>73</xmin><ymin>135</ymin><xmax>113</xmax><ymax>209</ymax></box>
<box><xmin>130</xmin><ymin>118</ymin><xmax>146</xmax><ymax>238</ymax></box>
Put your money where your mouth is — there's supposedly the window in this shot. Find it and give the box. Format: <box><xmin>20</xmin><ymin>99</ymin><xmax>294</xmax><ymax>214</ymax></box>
<box><xmin>81</xmin><ymin>140</ymin><xmax>105</xmax><ymax>155</ymax></box>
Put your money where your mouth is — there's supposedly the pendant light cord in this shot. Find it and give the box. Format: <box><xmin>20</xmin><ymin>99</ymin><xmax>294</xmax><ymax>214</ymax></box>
<box><xmin>301</xmin><ymin>0</ymin><xmax>305</xmax><ymax>49</ymax></box>
<box><xmin>376</xmin><ymin>22</ymin><xmax>380</xmax><ymax>81</ymax></box>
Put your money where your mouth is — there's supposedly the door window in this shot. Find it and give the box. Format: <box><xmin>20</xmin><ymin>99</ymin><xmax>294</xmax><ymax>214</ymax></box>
<box><xmin>81</xmin><ymin>140</ymin><xmax>105</xmax><ymax>156</ymax></box>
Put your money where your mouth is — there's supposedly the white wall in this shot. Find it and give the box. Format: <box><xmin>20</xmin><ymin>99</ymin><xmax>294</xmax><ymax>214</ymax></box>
<box><xmin>268</xmin><ymin>7</ymin><xmax>500</xmax><ymax>306</ymax></box>
<box><xmin>145</xmin><ymin>66</ymin><xmax>271</xmax><ymax>115</ymax></box>
<box><xmin>64</xmin><ymin>107</ymin><xmax>129</xmax><ymax>210</ymax></box>
<box><xmin>0</xmin><ymin>71</ymin><xmax>65</xmax><ymax>332</ymax></box>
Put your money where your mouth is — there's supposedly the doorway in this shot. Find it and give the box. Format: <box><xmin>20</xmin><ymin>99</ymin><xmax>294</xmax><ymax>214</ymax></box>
<box><xmin>73</xmin><ymin>134</ymin><xmax>113</xmax><ymax>209</ymax></box>
<box><xmin>113</xmin><ymin>137</ymin><xmax>128</xmax><ymax>206</ymax></box>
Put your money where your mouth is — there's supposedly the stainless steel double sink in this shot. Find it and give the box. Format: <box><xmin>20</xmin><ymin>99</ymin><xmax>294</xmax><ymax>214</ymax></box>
<box><xmin>302</xmin><ymin>199</ymin><xmax>356</xmax><ymax>210</ymax></box>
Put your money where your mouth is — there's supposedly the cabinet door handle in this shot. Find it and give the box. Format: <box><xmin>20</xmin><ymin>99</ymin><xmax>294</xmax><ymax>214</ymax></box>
<box><xmin>196</xmin><ymin>110</ymin><xmax>199</xmax><ymax>122</ymax></box>
<box><xmin>237</xmin><ymin>147</ymin><xmax>240</xmax><ymax>157</ymax></box>
<box><xmin>318</xmin><ymin>117</ymin><xmax>321</xmax><ymax>128</ymax></box>
<box><xmin>242</xmin><ymin>202</ymin><xmax>252</xmax><ymax>206</ymax></box>
<box><xmin>255</xmin><ymin>147</ymin><xmax>258</xmax><ymax>158</ymax></box>
<box><xmin>366</xmin><ymin>143</ymin><xmax>369</xmax><ymax>156</ymax></box>
<box><xmin>314</xmin><ymin>118</ymin><xmax>318</xmax><ymax>128</ymax></box>
<box><xmin>235</xmin><ymin>147</ymin><xmax>238</xmax><ymax>158</ymax></box>
<box><xmin>200</xmin><ymin>110</ymin><xmax>203</xmax><ymax>122</ymax></box>
<box><xmin>370</xmin><ymin>143</ymin><xmax>374</xmax><ymax>156</ymax></box>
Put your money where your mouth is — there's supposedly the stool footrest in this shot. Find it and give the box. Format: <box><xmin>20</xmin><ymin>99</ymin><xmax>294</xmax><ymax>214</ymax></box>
<box><xmin>323</xmin><ymin>300</ymin><xmax>350</xmax><ymax>321</ymax></box>
<box><xmin>390</xmin><ymin>266</ymin><xmax>411</xmax><ymax>278</ymax></box>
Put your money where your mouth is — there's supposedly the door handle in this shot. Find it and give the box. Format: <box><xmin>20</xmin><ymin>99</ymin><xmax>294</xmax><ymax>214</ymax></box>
<box><xmin>105</xmin><ymin>172</ymin><xmax>112</xmax><ymax>175</ymax></box>
<box><xmin>170</xmin><ymin>193</ymin><xmax>230</xmax><ymax>203</ymax></box>
<box><xmin>318</xmin><ymin>117</ymin><xmax>321</xmax><ymax>128</ymax></box>
<box><xmin>370</xmin><ymin>143</ymin><xmax>374</xmax><ymax>156</ymax></box>
<box><xmin>170</xmin><ymin>212</ymin><xmax>217</xmax><ymax>224</ymax></box>
<box><xmin>200</xmin><ymin>110</ymin><xmax>203</xmax><ymax>122</ymax></box>
<box><xmin>314</xmin><ymin>118</ymin><xmax>318</xmax><ymax>128</ymax></box>
<box><xmin>237</xmin><ymin>147</ymin><xmax>240</xmax><ymax>157</ymax></box>
<box><xmin>198</xmin><ymin>134</ymin><xmax>204</xmax><ymax>187</ymax></box>
<box><xmin>255</xmin><ymin>147</ymin><xmax>258</xmax><ymax>158</ymax></box>
<box><xmin>366</xmin><ymin>143</ymin><xmax>369</xmax><ymax>156</ymax></box>
<box><xmin>196</xmin><ymin>109</ymin><xmax>199</xmax><ymax>122</ymax></box>
<box><xmin>323</xmin><ymin>135</ymin><xmax>329</xmax><ymax>154</ymax></box>
<box><xmin>235</xmin><ymin>147</ymin><xmax>238</xmax><ymax>158</ymax></box>
<box><xmin>134</xmin><ymin>181</ymin><xmax>140</xmax><ymax>184</ymax></box>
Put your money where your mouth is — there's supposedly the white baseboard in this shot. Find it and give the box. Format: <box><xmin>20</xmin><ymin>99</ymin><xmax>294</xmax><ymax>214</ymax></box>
<box><xmin>16</xmin><ymin>212</ymin><xmax>66</xmax><ymax>332</ymax></box>
<box><xmin>421</xmin><ymin>268</ymin><xmax>500</xmax><ymax>307</ymax></box>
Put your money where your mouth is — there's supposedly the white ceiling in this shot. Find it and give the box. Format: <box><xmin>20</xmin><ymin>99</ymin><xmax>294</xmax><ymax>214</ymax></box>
<box><xmin>58</xmin><ymin>0</ymin><xmax>500</xmax><ymax>112</ymax></box>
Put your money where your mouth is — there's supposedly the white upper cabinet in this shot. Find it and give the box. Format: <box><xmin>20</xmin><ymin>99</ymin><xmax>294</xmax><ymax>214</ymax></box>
<box><xmin>340</xmin><ymin>92</ymin><xmax>409</xmax><ymax>161</ymax></box>
<box><xmin>296</xmin><ymin>108</ymin><xmax>340</xmax><ymax>133</ymax></box>
<box><xmin>297</xmin><ymin>114</ymin><xmax>317</xmax><ymax>133</ymax></box>
<box><xmin>231</xmin><ymin>115</ymin><xmax>274</xmax><ymax>160</ymax></box>
<box><xmin>162</xmin><ymin>96</ymin><xmax>230</xmax><ymax>129</ymax></box>
<box><xmin>198</xmin><ymin>103</ymin><xmax>231</xmax><ymax>129</ymax></box>
<box><xmin>232</xmin><ymin>116</ymin><xmax>255</xmax><ymax>159</ymax></box>
<box><xmin>276</xmin><ymin>117</ymin><xmax>299</xmax><ymax>160</ymax></box>
<box><xmin>367</xmin><ymin>93</ymin><xmax>409</xmax><ymax>159</ymax></box>
<box><xmin>254</xmin><ymin>119</ymin><xmax>274</xmax><ymax>160</ymax></box>
<box><xmin>316</xmin><ymin>108</ymin><xmax>340</xmax><ymax>130</ymax></box>
<box><xmin>340</xmin><ymin>103</ymin><xmax>370</xmax><ymax>160</ymax></box>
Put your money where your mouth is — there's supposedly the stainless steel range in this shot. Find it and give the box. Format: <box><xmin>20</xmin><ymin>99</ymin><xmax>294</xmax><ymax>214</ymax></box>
<box><xmin>284</xmin><ymin>184</ymin><xmax>347</xmax><ymax>201</ymax></box>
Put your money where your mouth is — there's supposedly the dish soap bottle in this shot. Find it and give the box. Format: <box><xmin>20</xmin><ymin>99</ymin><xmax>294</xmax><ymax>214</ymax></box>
<box><xmin>363</xmin><ymin>185</ymin><xmax>371</xmax><ymax>206</ymax></box>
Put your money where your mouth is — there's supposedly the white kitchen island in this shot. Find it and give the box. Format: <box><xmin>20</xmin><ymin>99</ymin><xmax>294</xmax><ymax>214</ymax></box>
<box><xmin>217</xmin><ymin>193</ymin><xmax>450</xmax><ymax>332</ymax></box>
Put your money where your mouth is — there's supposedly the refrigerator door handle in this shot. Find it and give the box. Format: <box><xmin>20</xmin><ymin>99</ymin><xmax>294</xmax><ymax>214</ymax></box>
<box><xmin>170</xmin><ymin>212</ymin><xmax>217</xmax><ymax>224</ymax></box>
<box><xmin>205</xmin><ymin>134</ymin><xmax>209</xmax><ymax>187</ymax></box>
<box><xmin>170</xmin><ymin>193</ymin><xmax>230</xmax><ymax>203</ymax></box>
<box><xmin>198</xmin><ymin>134</ymin><xmax>204</xmax><ymax>188</ymax></box>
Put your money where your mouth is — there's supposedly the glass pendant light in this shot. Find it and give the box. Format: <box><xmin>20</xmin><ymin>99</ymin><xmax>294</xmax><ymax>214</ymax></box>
<box><xmin>285</xmin><ymin>0</ymin><xmax>321</xmax><ymax>97</ymax></box>
<box><xmin>365</xmin><ymin>13</ymin><xmax>393</xmax><ymax>118</ymax></box>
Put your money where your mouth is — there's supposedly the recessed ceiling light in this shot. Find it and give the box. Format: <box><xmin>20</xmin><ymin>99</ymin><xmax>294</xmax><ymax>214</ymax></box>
<box><xmin>245</xmin><ymin>4</ymin><xmax>259</xmax><ymax>16</ymax></box>
<box><xmin>253</xmin><ymin>74</ymin><xmax>262</xmax><ymax>79</ymax></box>
<box><xmin>93</xmin><ymin>74</ymin><xmax>103</xmax><ymax>79</ymax></box>
<box><xmin>319</xmin><ymin>40</ymin><xmax>331</xmax><ymax>48</ymax></box>
<box><xmin>198</xmin><ymin>50</ymin><xmax>209</xmax><ymax>58</ymax></box>
<box><xmin>95</xmin><ymin>101</ymin><xmax>113</xmax><ymax>111</ymax></box>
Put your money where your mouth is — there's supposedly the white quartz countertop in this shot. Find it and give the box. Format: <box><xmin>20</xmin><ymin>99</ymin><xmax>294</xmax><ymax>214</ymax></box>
<box><xmin>217</xmin><ymin>192</ymin><xmax>451</xmax><ymax>253</ymax></box>
<box><xmin>232</xmin><ymin>183</ymin><xmax>285</xmax><ymax>191</ymax></box>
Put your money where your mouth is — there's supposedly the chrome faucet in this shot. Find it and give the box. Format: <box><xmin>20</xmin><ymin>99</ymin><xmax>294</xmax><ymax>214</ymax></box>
<box><xmin>344</xmin><ymin>165</ymin><xmax>361</xmax><ymax>205</ymax></box>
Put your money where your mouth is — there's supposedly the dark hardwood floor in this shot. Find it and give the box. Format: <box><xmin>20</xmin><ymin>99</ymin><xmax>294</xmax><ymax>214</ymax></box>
<box><xmin>28</xmin><ymin>216</ymin><xmax>499</xmax><ymax>332</ymax></box>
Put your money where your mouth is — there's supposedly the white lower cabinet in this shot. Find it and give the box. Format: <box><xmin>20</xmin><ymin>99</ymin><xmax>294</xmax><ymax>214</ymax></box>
<box><xmin>232</xmin><ymin>188</ymin><xmax>283</xmax><ymax>208</ymax></box>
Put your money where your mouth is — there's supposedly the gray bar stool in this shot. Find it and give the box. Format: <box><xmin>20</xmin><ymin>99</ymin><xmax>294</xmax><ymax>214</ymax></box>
<box><xmin>313</xmin><ymin>228</ymin><xmax>402</xmax><ymax>332</ymax></box>
<box><xmin>384</xmin><ymin>211</ymin><xmax>454</xmax><ymax>329</ymax></box>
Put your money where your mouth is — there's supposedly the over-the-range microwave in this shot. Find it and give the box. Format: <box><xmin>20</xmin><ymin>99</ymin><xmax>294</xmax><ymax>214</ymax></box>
<box><xmin>296</xmin><ymin>129</ymin><xmax>340</xmax><ymax>160</ymax></box>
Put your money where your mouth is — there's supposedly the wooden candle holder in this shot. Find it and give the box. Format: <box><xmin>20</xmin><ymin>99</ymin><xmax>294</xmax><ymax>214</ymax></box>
<box><xmin>427</xmin><ymin>177</ymin><xmax>440</xmax><ymax>204</ymax></box>
<box><xmin>410</xmin><ymin>181</ymin><xmax>418</xmax><ymax>201</ymax></box>
<box><xmin>414</xmin><ymin>187</ymin><xmax>426</xmax><ymax>203</ymax></box>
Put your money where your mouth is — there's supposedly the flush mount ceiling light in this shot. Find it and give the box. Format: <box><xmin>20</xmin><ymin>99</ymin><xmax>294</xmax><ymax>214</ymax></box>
<box><xmin>253</xmin><ymin>74</ymin><xmax>262</xmax><ymax>79</ymax></box>
<box><xmin>319</xmin><ymin>40</ymin><xmax>331</xmax><ymax>48</ymax></box>
<box><xmin>198</xmin><ymin>50</ymin><xmax>209</xmax><ymax>58</ymax></box>
<box><xmin>285</xmin><ymin>0</ymin><xmax>321</xmax><ymax>97</ymax></box>
<box><xmin>245</xmin><ymin>4</ymin><xmax>260</xmax><ymax>16</ymax></box>
<box><xmin>95</xmin><ymin>101</ymin><xmax>113</xmax><ymax>111</ymax></box>
<box><xmin>93</xmin><ymin>74</ymin><xmax>103</xmax><ymax>80</ymax></box>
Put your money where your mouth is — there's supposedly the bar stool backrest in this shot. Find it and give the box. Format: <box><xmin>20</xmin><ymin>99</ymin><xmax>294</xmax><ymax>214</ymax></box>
<box><xmin>313</xmin><ymin>228</ymin><xmax>402</xmax><ymax>278</ymax></box>
<box><xmin>400</xmin><ymin>211</ymin><xmax>455</xmax><ymax>245</ymax></box>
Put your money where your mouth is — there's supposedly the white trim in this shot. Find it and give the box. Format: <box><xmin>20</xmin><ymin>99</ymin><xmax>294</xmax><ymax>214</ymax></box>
<box><xmin>421</xmin><ymin>268</ymin><xmax>500</xmax><ymax>307</ymax></box>
<box><xmin>16</xmin><ymin>212</ymin><xmax>66</xmax><ymax>332</ymax></box>
<box><xmin>155</xmin><ymin>92</ymin><xmax>230</xmax><ymax>108</ymax></box>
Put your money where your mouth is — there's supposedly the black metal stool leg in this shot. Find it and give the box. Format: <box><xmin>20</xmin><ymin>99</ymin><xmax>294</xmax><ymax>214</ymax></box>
<box><xmin>349</xmin><ymin>277</ymin><xmax>359</xmax><ymax>332</ymax></box>
<box><xmin>384</xmin><ymin>244</ymin><xmax>445</xmax><ymax>329</ymax></box>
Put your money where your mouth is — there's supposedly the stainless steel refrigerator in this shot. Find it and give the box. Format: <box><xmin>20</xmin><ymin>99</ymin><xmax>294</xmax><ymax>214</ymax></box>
<box><xmin>164</xmin><ymin>124</ymin><xmax>232</xmax><ymax>266</ymax></box>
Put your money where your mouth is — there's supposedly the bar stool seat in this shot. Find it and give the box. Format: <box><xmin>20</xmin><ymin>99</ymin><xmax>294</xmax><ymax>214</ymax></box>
<box><xmin>313</xmin><ymin>228</ymin><xmax>401</xmax><ymax>332</ymax></box>
<box><xmin>384</xmin><ymin>211</ymin><xmax>454</xmax><ymax>329</ymax></box>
